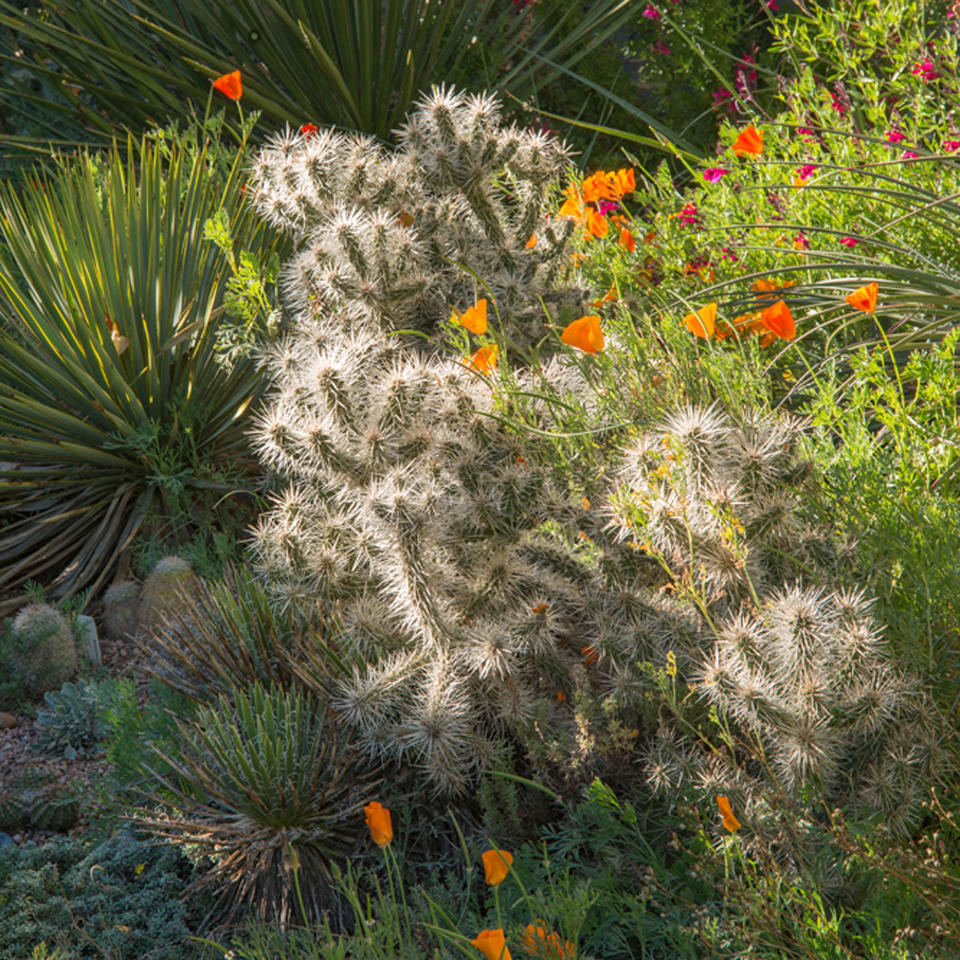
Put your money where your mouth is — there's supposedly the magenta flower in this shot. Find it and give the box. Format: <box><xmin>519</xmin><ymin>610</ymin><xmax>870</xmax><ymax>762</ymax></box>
<box><xmin>944</xmin><ymin>139</ymin><xmax>960</xmax><ymax>152</ymax></box>
<box><xmin>900</xmin><ymin>150</ymin><xmax>919</xmax><ymax>159</ymax></box>
<box><xmin>678</xmin><ymin>202</ymin><xmax>701</xmax><ymax>228</ymax></box>
<box><xmin>652</xmin><ymin>40</ymin><xmax>671</xmax><ymax>55</ymax></box>
<box><xmin>793</xmin><ymin>232</ymin><xmax>810</xmax><ymax>250</ymax></box>
<box><xmin>704</xmin><ymin>168</ymin><xmax>730</xmax><ymax>183</ymax></box>
<box><xmin>797</xmin><ymin>163</ymin><xmax>817</xmax><ymax>179</ymax></box>
<box><xmin>885</xmin><ymin>129</ymin><xmax>905</xmax><ymax>143</ymax></box>
<box><xmin>911</xmin><ymin>58</ymin><xmax>939</xmax><ymax>82</ymax></box>
<box><xmin>642</xmin><ymin>3</ymin><xmax>660</xmax><ymax>18</ymax></box>
<box><xmin>830</xmin><ymin>93</ymin><xmax>846</xmax><ymax>116</ymax></box>
<box><xmin>720</xmin><ymin>246</ymin><xmax>739</xmax><ymax>262</ymax></box>
<box><xmin>840</xmin><ymin>237</ymin><xmax>859</xmax><ymax>248</ymax></box>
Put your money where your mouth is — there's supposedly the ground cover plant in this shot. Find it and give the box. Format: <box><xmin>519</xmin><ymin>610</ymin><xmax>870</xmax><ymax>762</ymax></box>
<box><xmin>1</xmin><ymin>2</ymin><xmax>960</xmax><ymax>959</ymax></box>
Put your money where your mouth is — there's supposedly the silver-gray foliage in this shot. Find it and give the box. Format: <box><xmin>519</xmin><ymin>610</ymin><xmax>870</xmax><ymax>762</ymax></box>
<box><xmin>247</xmin><ymin>85</ymin><xmax>582</xmax><ymax>349</ymax></box>
<box><xmin>250</xmin><ymin>88</ymin><xmax>600</xmax><ymax>793</ymax></box>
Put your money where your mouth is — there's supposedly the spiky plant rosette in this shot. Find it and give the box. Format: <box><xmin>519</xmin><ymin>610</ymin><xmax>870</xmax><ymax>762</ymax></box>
<box><xmin>252</xmin><ymin>318</ymin><xmax>603</xmax><ymax>794</ymax></box>
<box><xmin>146</xmin><ymin>564</ymin><xmax>322</xmax><ymax>704</ymax></box>
<box><xmin>135</xmin><ymin>683</ymin><xmax>376</xmax><ymax>927</ymax></box>
<box><xmin>247</xmin><ymin>86</ymin><xmax>584</xmax><ymax>352</ymax></box>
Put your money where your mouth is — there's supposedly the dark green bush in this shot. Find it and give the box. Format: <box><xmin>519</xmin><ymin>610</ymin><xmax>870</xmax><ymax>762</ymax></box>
<box><xmin>0</xmin><ymin>832</ymin><xmax>209</xmax><ymax>960</ymax></box>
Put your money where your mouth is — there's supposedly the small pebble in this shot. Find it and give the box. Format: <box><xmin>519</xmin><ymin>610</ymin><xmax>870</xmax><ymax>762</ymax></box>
<box><xmin>0</xmin><ymin>713</ymin><xmax>16</xmax><ymax>730</ymax></box>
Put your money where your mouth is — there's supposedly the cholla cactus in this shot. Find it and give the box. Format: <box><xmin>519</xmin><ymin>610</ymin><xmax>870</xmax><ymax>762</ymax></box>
<box><xmin>697</xmin><ymin>584</ymin><xmax>940</xmax><ymax>836</ymax></box>
<box><xmin>253</xmin><ymin>321</ymin><xmax>600</xmax><ymax>793</ymax></box>
<box><xmin>247</xmin><ymin>86</ymin><xmax>582</xmax><ymax>349</ymax></box>
<box><xmin>608</xmin><ymin>404</ymin><xmax>821</xmax><ymax>606</ymax></box>
<box><xmin>607</xmin><ymin>406</ymin><xmax>942</xmax><ymax>840</ymax></box>
<box><xmin>10</xmin><ymin>603</ymin><xmax>77</xmax><ymax>696</ymax></box>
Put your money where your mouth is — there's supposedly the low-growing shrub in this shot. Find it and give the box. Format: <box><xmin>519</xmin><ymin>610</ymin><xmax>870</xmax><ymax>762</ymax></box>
<box><xmin>0</xmin><ymin>831</ymin><xmax>208</xmax><ymax>960</ymax></box>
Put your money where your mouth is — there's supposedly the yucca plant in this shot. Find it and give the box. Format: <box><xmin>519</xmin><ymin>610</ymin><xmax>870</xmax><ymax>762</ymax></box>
<box><xmin>136</xmin><ymin>683</ymin><xmax>378</xmax><ymax>927</ymax></box>
<box><xmin>147</xmin><ymin>563</ymin><xmax>324</xmax><ymax>703</ymax></box>
<box><xmin>0</xmin><ymin>0</ymin><xmax>632</xmax><ymax>150</ymax></box>
<box><xmin>0</xmin><ymin>138</ymin><xmax>284</xmax><ymax>612</ymax></box>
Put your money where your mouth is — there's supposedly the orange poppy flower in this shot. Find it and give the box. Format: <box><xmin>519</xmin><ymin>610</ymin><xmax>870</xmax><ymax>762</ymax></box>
<box><xmin>732</xmin><ymin>124</ymin><xmax>764</xmax><ymax>157</ymax></box>
<box><xmin>844</xmin><ymin>281</ymin><xmax>878</xmax><ymax>313</ymax></box>
<box><xmin>613</xmin><ymin>167</ymin><xmax>636</xmax><ymax>197</ymax></box>
<box><xmin>556</xmin><ymin>690</ymin><xmax>566</xmax><ymax>703</ymax></box>
<box><xmin>212</xmin><ymin>69</ymin><xmax>242</xmax><ymax>101</ymax></box>
<box><xmin>363</xmin><ymin>801</ymin><xmax>393</xmax><ymax>846</ymax></box>
<box><xmin>472</xmin><ymin>929</ymin><xmax>513</xmax><ymax>960</ymax></box>
<box><xmin>467</xmin><ymin>344</ymin><xmax>498</xmax><ymax>374</ymax></box>
<box><xmin>559</xmin><ymin>188</ymin><xmax>586</xmax><ymax>220</ymax></box>
<box><xmin>481</xmin><ymin>849</ymin><xmax>514</xmax><ymax>886</ymax></box>
<box><xmin>619</xmin><ymin>227</ymin><xmax>636</xmax><ymax>252</ymax></box>
<box><xmin>584</xmin><ymin>208</ymin><xmax>609</xmax><ymax>238</ymax></box>
<box><xmin>683</xmin><ymin>302</ymin><xmax>718</xmax><ymax>339</ymax></box>
<box><xmin>751</xmin><ymin>277</ymin><xmax>796</xmax><ymax>300</ymax></box>
<box><xmin>760</xmin><ymin>299</ymin><xmax>795</xmax><ymax>340</ymax></box>
<box><xmin>792</xmin><ymin>175</ymin><xmax>808</xmax><ymax>189</ymax></box>
<box><xmin>581</xmin><ymin>644</ymin><xmax>600</xmax><ymax>665</ymax></box>
<box><xmin>561</xmin><ymin>315</ymin><xmax>605</xmax><ymax>353</ymax></box>
<box><xmin>581</xmin><ymin>170</ymin><xmax>614</xmax><ymax>204</ymax></box>
<box><xmin>300</xmin><ymin>122</ymin><xmax>319</xmax><ymax>138</ymax></box>
<box><xmin>521</xmin><ymin>920</ymin><xmax>576</xmax><ymax>958</ymax></box>
<box><xmin>526</xmin><ymin>232</ymin><xmax>538</xmax><ymax>248</ymax></box>
<box><xmin>531</xmin><ymin>603</ymin><xmax>550</xmax><ymax>614</ymax></box>
<box><xmin>591</xmin><ymin>286</ymin><xmax>618</xmax><ymax>307</ymax></box>
<box><xmin>717</xmin><ymin>796</ymin><xmax>741</xmax><ymax>832</ymax></box>
<box><xmin>455</xmin><ymin>298</ymin><xmax>488</xmax><ymax>335</ymax></box>
<box><xmin>397</xmin><ymin>210</ymin><xmax>415</xmax><ymax>228</ymax></box>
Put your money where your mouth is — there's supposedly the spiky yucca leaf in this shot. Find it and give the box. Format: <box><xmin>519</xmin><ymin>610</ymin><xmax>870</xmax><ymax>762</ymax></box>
<box><xmin>0</xmin><ymin>138</ymin><xmax>284</xmax><ymax>611</ymax></box>
<box><xmin>0</xmin><ymin>0</ymin><xmax>632</xmax><ymax>149</ymax></box>
<box><xmin>147</xmin><ymin>564</ymin><xmax>324</xmax><ymax>703</ymax></box>
<box><xmin>136</xmin><ymin>683</ymin><xmax>377</xmax><ymax>926</ymax></box>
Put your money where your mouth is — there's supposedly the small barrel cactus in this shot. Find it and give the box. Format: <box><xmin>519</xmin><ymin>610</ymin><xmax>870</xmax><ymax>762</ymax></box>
<box><xmin>138</xmin><ymin>556</ymin><xmax>199</xmax><ymax>636</ymax></box>
<box><xmin>25</xmin><ymin>784</ymin><xmax>80</xmax><ymax>832</ymax></box>
<box><xmin>102</xmin><ymin>579</ymin><xmax>141</xmax><ymax>641</ymax></box>
<box><xmin>10</xmin><ymin>603</ymin><xmax>77</xmax><ymax>696</ymax></box>
<box><xmin>0</xmin><ymin>790</ymin><xmax>26</xmax><ymax>830</ymax></box>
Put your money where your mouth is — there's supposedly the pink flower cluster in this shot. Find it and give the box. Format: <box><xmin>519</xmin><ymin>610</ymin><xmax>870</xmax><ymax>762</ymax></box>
<box><xmin>912</xmin><ymin>58</ymin><xmax>939</xmax><ymax>82</ymax></box>
<box><xmin>704</xmin><ymin>168</ymin><xmax>730</xmax><ymax>183</ymax></box>
<box><xmin>678</xmin><ymin>202</ymin><xmax>701</xmax><ymax>228</ymax></box>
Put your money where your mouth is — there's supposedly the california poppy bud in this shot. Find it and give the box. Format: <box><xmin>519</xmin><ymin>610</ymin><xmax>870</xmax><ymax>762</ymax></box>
<box><xmin>481</xmin><ymin>848</ymin><xmax>513</xmax><ymax>886</ymax></box>
<box><xmin>363</xmin><ymin>801</ymin><xmax>393</xmax><ymax>846</ymax></box>
<box><xmin>212</xmin><ymin>69</ymin><xmax>242</xmax><ymax>101</ymax></box>
<box><xmin>471</xmin><ymin>928</ymin><xmax>513</xmax><ymax>960</ymax></box>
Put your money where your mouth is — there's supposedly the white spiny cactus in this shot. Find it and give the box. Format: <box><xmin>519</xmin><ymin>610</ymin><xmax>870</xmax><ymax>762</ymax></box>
<box><xmin>606</xmin><ymin>406</ymin><xmax>942</xmax><ymax>840</ymax></box>
<box><xmin>248</xmin><ymin>86</ymin><xmax>582</xmax><ymax>349</ymax></box>
<box><xmin>252</xmin><ymin>314</ymin><xmax>601</xmax><ymax>793</ymax></box>
<box><xmin>607</xmin><ymin>404</ymin><xmax>818</xmax><ymax>604</ymax></box>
